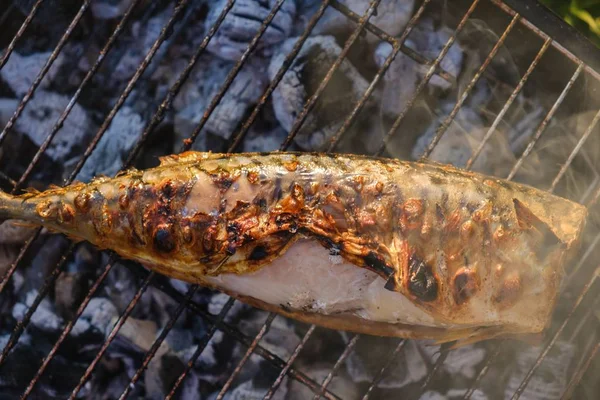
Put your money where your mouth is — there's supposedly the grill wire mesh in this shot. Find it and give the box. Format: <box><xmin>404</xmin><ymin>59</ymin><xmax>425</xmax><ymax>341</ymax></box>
<box><xmin>0</xmin><ymin>0</ymin><xmax>599</xmax><ymax>399</ymax></box>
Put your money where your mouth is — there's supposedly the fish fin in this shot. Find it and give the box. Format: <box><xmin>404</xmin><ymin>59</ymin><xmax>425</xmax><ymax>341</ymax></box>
<box><xmin>158</xmin><ymin>151</ymin><xmax>217</xmax><ymax>166</ymax></box>
<box><xmin>20</xmin><ymin>187</ymin><xmax>41</xmax><ymax>198</ymax></box>
<box><xmin>513</xmin><ymin>198</ymin><xmax>562</xmax><ymax>256</ymax></box>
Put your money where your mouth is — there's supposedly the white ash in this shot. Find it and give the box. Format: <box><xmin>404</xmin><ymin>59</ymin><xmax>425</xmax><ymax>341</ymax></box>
<box><xmin>288</xmin><ymin>362</ymin><xmax>359</xmax><ymax>400</ymax></box>
<box><xmin>504</xmin><ymin>341</ymin><xmax>575</xmax><ymax>400</ymax></box>
<box><xmin>269</xmin><ymin>35</ymin><xmax>371</xmax><ymax>151</ymax></box>
<box><xmin>309</xmin><ymin>0</ymin><xmax>415</xmax><ymax>44</ymax></box>
<box><xmin>206</xmin><ymin>0</ymin><xmax>297</xmax><ymax>61</ymax></box>
<box><xmin>76</xmin><ymin>106</ymin><xmax>143</xmax><ymax>182</ymax></box>
<box><xmin>175</xmin><ymin>61</ymin><xmax>267</xmax><ymax>141</ymax></box>
<box><xmin>12</xmin><ymin>290</ymin><xmax>64</xmax><ymax>333</ymax></box>
<box><xmin>0</xmin><ymin>51</ymin><xmax>65</xmax><ymax>97</ymax></box>
<box><xmin>0</xmin><ymin>91</ymin><xmax>91</xmax><ymax>161</ymax></box>
<box><xmin>72</xmin><ymin>297</ymin><xmax>119</xmax><ymax>337</ymax></box>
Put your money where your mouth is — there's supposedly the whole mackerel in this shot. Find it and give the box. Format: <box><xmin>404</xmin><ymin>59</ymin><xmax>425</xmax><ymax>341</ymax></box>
<box><xmin>0</xmin><ymin>152</ymin><xmax>587</xmax><ymax>344</ymax></box>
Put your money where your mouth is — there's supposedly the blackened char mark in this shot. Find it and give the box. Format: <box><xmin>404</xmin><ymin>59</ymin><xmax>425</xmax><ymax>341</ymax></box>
<box><xmin>249</xmin><ymin>245</ymin><xmax>268</xmax><ymax>261</ymax></box>
<box><xmin>364</xmin><ymin>251</ymin><xmax>394</xmax><ymax>278</ymax></box>
<box><xmin>407</xmin><ymin>254</ymin><xmax>438</xmax><ymax>302</ymax></box>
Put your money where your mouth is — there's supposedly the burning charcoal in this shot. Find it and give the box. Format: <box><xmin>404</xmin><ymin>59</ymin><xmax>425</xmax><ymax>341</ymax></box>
<box><xmin>13</xmin><ymin>290</ymin><xmax>64</xmax><ymax>333</ymax></box>
<box><xmin>504</xmin><ymin>341</ymin><xmax>575</xmax><ymax>400</ymax></box>
<box><xmin>269</xmin><ymin>35</ymin><xmax>371</xmax><ymax>150</ymax></box>
<box><xmin>1</xmin><ymin>90</ymin><xmax>91</xmax><ymax>162</ymax></box>
<box><xmin>0</xmin><ymin>51</ymin><xmax>65</xmax><ymax>97</ymax></box>
<box><xmin>288</xmin><ymin>362</ymin><xmax>359</xmax><ymax>400</ymax></box>
<box><xmin>308</xmin><ymin>0</ymin><xmax>415</xmax><ymax>44</ymax></box>
<box><xmin>175</xmin><ymin>62</ymin><xmax>267</xmax><ymax>141</ymax></box>
<box><xmin>76</xmin><ymin>106</ymin><xmax>143</xmax><ymax>182</ymax></box>
<box><xmin>206</xmin><ymin>0</ymin><xmax>297</xmax><ymax>61</ymax></box>
<box><xmin>343</xmin><ymin>335</ymin><xmax>428</xmax><ymax>389</ymax></box>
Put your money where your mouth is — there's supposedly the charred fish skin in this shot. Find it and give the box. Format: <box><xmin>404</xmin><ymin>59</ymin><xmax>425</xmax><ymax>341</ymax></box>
<box><xmin>0</xmin><ymin>152</ymin><xmax>588</xmax><ymax>342</ymax></box>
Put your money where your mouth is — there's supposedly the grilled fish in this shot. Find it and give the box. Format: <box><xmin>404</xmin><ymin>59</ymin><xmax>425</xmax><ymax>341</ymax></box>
<box><xmin>0</xmin><ymin>152</ymin><xmax>587</xmax><ymax>344</ymax></box>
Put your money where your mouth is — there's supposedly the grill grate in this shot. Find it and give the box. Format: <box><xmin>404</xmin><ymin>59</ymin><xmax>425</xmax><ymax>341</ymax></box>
<box><xmin>0</xmin><ymin>0</ymin><xmax>599</xmax><ymax>399</ymax></box>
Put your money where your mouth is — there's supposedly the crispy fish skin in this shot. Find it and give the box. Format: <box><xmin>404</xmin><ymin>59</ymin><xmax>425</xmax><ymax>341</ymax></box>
<box><xmin>0</xmin><ymin>152</ymin><xmax>588</xmax><ymax>343</ymax></box>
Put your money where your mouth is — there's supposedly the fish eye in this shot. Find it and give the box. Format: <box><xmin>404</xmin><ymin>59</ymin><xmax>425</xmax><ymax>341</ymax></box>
<box><xmin>407</xmin><ymin>254</ymin><xmax>438</xmax><ymax>302</ymax></box>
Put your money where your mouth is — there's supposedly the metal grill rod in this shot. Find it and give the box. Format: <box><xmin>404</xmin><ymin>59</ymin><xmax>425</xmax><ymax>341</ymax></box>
<box><xmin>313</xmin><ymin>334</ymin><xmax>359</xmax><ymax>400</ymax></box>
<box><xmin>376</xmin><ymin>0</ymin><xmax>480</xmax><ymax>156</ymax></box>
<box><xmin>263</xmin><ymin>325</ymin><xmax>317</xmax><ymax>400</ymax></box>
<box><xmin>549</xmin><ymin>108</ymin><xmax>600</xmax><ymax>193</ymax></box>
<box><xmin>0</xmin><ymin>0</ymin><xmax>45</xmax><ymax>69</ymax></box>
<box><xmin>14</xmin><ymin>0</ymin><xmax>142</xmax><ymax>193</ymax></box>
<box><xmin>228</xmin><ymin>0</ymin><xmax>332</xmax><ymax>151</ymax></box>
<box><xmin>507</xmin><ymin>63</ymin><xmax>584</xmax><ymax>181</ymax></box>
<box><xmin>0</xmin><ymin>244</ymin><xmax>74</xmax><ymax>368</ymax></box>
<box><xmin>421</xmin><ymin>13</ymin><xmax>519</xmax><ymax>159</ymax></box>
<box><xmin>117</xmin><ymin>285</ymin><xmax>199</xmax><ymax>400</ymax></box>
<box><xmin>166</xmin><ymin>298</ymin><xmax>236</xmax><ymax>399</ymax></box>
<box><xmin>183</xmin><ymin>0</ymin><xmax>286</xmax><ymax>150</ymax></box>
<box><xmin>216</xmin><ymin>313</ymin><xmax>277</xmax><ymax>400</ymax></box>
<box><xmin>510</xmin><ymin>268</ymin><xmax>599</xmax><ymax>399</ymax></box>
<box><xmin>281</xmin><ymin>0</ymin><xmax>383</xmax><ymax>150</ymax></box>
<box><xmin>361</xmin><ymin>339</ymin><xmax>406</xmax><ymax>400</ymax></box>
<box><xmin>20</xmin><ymin>260</ymin><xmax>116</xmax><ymax>399</ymax></box>
<box><xmin>329</xmin><ymin>0</ymin><xmax>454</xmax><ymax>84</ymax></box>
<box><xmin>328</xmin><ymin>0</ymin><xmax>432</xmax><ymax>152</ymax></box>
<box><xmin>561</xmin><ymin>339</ymin><xmax>600</xmax><ymax>400</ymax></box>
<box><xmin>489</xmin><ymin>0</ymin><xmax>600</xmax><ymax>82</ymax></box>
<box><xmin>466</xmin><ymin>37</ymin><xmax>553</xmax><ymax>169</ymax></box>
<box><xmin>0</xmin><ymin>0</ymin><xmax>90</xmax><ymax>148</ymax></box>
<box><xmin>69</xmin><ymin>267</ymin><xmax>155</xmax><ymax>399</ymax></box>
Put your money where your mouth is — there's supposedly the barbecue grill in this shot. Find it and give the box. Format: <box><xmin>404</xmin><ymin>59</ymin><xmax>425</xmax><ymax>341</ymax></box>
<box><xmin>0</xmin><ymin>0</ymin><xmax>599</xmax><ymax>399</ymax></box>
